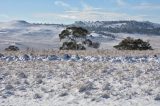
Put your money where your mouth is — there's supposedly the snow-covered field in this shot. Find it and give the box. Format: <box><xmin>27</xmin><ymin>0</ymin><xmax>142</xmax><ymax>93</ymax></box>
<box><xmin>0</xmin><ymin>51</ymin><xmax>160</xmax><ymax>106</ymax></box>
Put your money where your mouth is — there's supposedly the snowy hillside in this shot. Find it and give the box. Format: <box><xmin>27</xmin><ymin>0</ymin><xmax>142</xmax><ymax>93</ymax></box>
<box><xmin>73</xmin><ymin>21</ymin><xmax>160</xmax><ymax>35</ymax></box>
<box><xmin>0</xmin><ymin>20</ymin><xmax>65</xmax><ymax>50</ymax></box>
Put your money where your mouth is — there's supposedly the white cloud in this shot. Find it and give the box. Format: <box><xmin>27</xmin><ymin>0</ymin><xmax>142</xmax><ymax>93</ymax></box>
<box><xmin>133</xmin><ymin>2</ymin><xmax>160</xmax><ymax>10</ymax></box>
<box><xmin>54</xmin><ymin>0</ymin><xmax>79</xmax><ymax>11</ymax></box>
<box><xmin>80</xmin><ymin>1</ymin><xmax>102</xmax><ymax>11</ymax></box>
<box><xmin>0</xmin><ymin>14</ymin><xmax>10</xmax><ymax>21</ymax></box>
<box><xmin>116</xmin><ymin>0</ymin><xmax>127</xmax><ymax>6</ymax></box>
<box><xmin>33</xmin><ymin>0</ymin><xmax>156</xmax><ymax>24</ymax></box>
<box><xmin>54</xmin><ymin>1</ymin><xmax>70</xmax><ymax>8</ymax></box>
<box><xmin>33</xmin><ymin>8</ymin><xmax>145</xmax><ymax>24</ymax></box>
<box><xmin>108</xmin><ymin>0</ymin><xmax>127</xmax><ymax>6</ymax></box>
<box><xmin>0</xmin><ymin>14</ymin><xmax>9</xmax><ymax>18</ymax></box>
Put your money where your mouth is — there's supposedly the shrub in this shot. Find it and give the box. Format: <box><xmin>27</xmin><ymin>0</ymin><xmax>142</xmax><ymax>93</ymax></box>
<box><xmin>5</xmin><ymin>45</ymin><xmax>20</xmax><ymax>51</ymax></box>
<box><xmin>59</xmin><ymin>27</ymin><xmax>89</xmax><ymax>40</ymax></box>
<box><xmin>114</xmin><ymin>37</ymin><xmax>153</xmax><ymax>50</ymax></box>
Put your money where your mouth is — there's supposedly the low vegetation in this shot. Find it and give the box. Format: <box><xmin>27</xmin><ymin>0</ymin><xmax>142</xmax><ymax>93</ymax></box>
<box><xmin>5</xmin><ymin>45</ymin><xmax>20</xmax><ymax>51</ymax></box>
<box><xmin>114</xmin><ymin>37</ymin><xmax>153</xmax><ymax>50</ymax></box>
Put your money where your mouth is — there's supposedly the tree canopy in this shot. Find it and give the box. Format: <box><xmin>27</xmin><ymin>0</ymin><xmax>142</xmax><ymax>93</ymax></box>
<box><xmin>59</xmin><ymin>27</ymin><xmax>100</xmax><ymax>50</ymax></box>
<box><xmin>59</xmin><ymin>27</ymin><xmax>89</xmax><ymax>41</ymax></box>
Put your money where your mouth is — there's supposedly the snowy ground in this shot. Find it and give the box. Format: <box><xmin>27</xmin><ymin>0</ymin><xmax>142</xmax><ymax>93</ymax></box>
<box><xmin>0</xmin><ymin>52</ymin><xmax>160</xmax><ymax>106</ymax></box>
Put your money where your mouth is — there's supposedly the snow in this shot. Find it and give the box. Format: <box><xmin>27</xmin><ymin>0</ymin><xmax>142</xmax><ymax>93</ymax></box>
<box><xmin>0</xmin><ymin>58</ymin><xmax>160</xmax><ymax>106</ymax></box>
<box><xmin>104</xmin><ymin>23</ymin><xmax>126</xmax><ymax>28</ymax></box>
<box><xmin>90</xmin><ymin>33</ymin><xmax>100</xmax><ymax>37</ymax></box>
<box><xmin>0</xmin><ymin>54</ymin><xmax>160</xmax><ymax>63</ymax></box>
<box><xmin>74</xmin><ymin>21</ymin><xmax>127</xmax><ymax>28</ymax></box>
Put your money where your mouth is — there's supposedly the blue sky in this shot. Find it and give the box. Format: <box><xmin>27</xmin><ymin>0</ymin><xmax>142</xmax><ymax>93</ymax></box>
<box><xmin>0</xmin><ymin>0</ymin><xmax>160</xmax><ymax>24</ymax></box>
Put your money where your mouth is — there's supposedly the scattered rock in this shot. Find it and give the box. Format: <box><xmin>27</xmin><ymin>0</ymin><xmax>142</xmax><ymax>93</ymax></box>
<box><xmin>63</xmin><ymin>54</ymin><xmax>71</xmax><ymax>60</ymax></box>
<box><xmin>34</xmin><ymin>93</ymin><xmax>42</xmax><ymax>99</ymax></box>
<box><xmin>102</xmin><ymin>83</ymin><xmax>112</xmax><ymax>91</ymax></box>
<box><xmin>91</xmin><ymin>97</ymin><xmax>101</xmax><ymax>102</ymax></box>
<box><xmin>6</xmin><ymin>56</ymin><xmax>14</xmax><ymax>62</ymax></box>
<box><xmin>36</xmin><ymin>74</ymin><xmax>45</xmax><ymax>79</ymax></box>
<box><xmin>17</xmin><ymin>72</ymin><xmax>27</xmax><ymax>78</ymax></box>
<box><xmin>101</xmin><ymin>94</ymin><xmax>110</xmax><ymax>99</ymax></box>
<box><xmin>36</xmin><ymin>79</ymin><xmax>43</xmax><ymax>84</ymax></box>
<box><xmin>5</xmin><ymin>85</ymin><xmax>14</xmax><ymax>90</ymax></box>
<box><xmin>59</xmin><ymin>92</ymin><xmax>68</xmax><ymax>97</ymax></box>
<box><xmin>71</xmin><ymin>55</ymin><xmax>80</xmax><ymax>61</ymax></box>
<box><xmin>24</xmin><ymin>80</ymin><xmax>30</xmax><ymax>85</ymax></box>
<box><xmin>79</xmin><ymin>81</ymin><xmax>94</xmax><ymax>93</ymax></box>
<box><xmin>155</xmin><ymin>94</ymin><xmax>160</xmax><ymax>101</ymax></box>
<box><xmin>14</xmin><ymin>80</ymin><xmax>21</xmax><ymax>85</ymax></box>
<box><xmin>2</xmin><ymin>91</ymin><xmax>14</xmax><ymax>98</ymax></box>
<box><xmin>47</xmin><ymin>55</ymin><xmax>58</xmax><ymax>61</ymax></box>
<box><xmin>0</xmin><ymin>53</ymin><xmax>4</xmax><ymax>57</ymax></box>
<box><xmin>20</xmin><ymin>54</ymin><xmax>30</xmax><ymax>61</ymax></box>
<box><xmin>18</xmin><ymin>86</ymin><xmax>26</xmax><ymax>91</ymax></box>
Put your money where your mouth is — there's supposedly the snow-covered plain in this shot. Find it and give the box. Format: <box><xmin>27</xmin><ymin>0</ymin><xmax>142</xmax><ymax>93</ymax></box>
<box><xmin>0</xmin><ymin>52</ymin><xmax>160</xmax><ymax>106</ymax></box>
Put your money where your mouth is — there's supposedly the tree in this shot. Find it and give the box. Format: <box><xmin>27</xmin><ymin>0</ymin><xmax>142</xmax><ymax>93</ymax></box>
<box><xmin>114</xmin><ymin>37</ymin><xmax>153</xmax><ymax>50</ymax></box>
<box><xmin>59</xmin><ymin>27</ymin><xmax>89</xmax><ymax>41</ymax></box>
<box><xmin>60</xmin><ymin>41</ymin><xmax>86</xmax><ymax>50</ymax></box>
<box><xmin>59</xmin><ymin>27</ymin><xmax>100</xmax><ymax>50</ymax></box>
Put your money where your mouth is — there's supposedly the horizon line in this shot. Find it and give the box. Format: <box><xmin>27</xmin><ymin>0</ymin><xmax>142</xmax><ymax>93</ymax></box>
<box><xmin>0</xmin><ymin>19</ymin><xmax>159</xmax><ymax>25</ymax></box>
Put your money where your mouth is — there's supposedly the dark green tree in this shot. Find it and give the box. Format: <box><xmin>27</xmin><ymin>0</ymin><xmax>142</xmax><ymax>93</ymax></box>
<box><xmin>59</xmin><ymin>27</ymin><xmax>100</xmax><ymax>50</ymax></box>
<box><xmin>114</xmin><ymin>37</ymin><xmax>153</xmax><ymax>50</ymax></box>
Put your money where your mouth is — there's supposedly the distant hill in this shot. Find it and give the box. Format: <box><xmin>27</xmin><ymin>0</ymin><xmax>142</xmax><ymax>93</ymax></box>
<box><xmin>72</xmin><ymin>21</ymin><xmax>160</xmax><ymax>35</ymax></box>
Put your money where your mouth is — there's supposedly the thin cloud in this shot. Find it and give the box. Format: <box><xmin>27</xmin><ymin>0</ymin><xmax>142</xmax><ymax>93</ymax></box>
<box><xmin>0</xmin><ymin>14</ymin><xmax>9</xmax><ymax>18</ymax></box>
<box><xmin>54</xmin><ymin>1</ymin><xmax>70</xmax><ymax>8</ymax></box>
<box><xmin>133</xmin><ymin>2</ymin><xmax>160</xmax><ymax>10</ymax></box>
<box><xmin>33</xmin><ymin>9</ymin><xmax>145</xmax><ymax>23</ymax></box>
<box><xmin>116</xmin><ymin>0</ymin><xmax>127</xmax><ymax>6</ymax></box>
<box><xmin>33</xmin><ymin>0</ymin><xmax>158</xmax><ymax>24</ymax></box>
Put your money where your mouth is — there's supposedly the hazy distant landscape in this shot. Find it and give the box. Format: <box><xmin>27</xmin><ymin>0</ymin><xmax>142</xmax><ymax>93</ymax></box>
<box><xmin>0</xmin><ymin>20</ymin><xmax>160</xmax><ymax>51</ymax></box>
